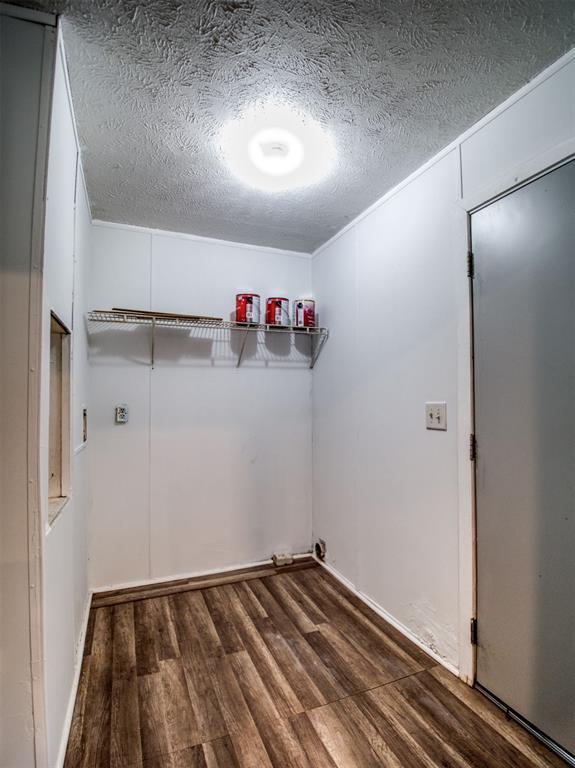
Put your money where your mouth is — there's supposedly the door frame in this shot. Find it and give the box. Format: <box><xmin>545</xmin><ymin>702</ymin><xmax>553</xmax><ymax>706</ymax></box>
<box><xmin>454</xmin><ymin>138</ymin><xmax>575</xmax><ymax>687</ymax></box>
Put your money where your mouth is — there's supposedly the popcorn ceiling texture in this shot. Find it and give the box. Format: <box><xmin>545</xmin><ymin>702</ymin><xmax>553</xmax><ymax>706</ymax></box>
<box><xmin>18</xmin><ymin>0</ymin><xmax>575</xmax><ymax>251</ymax></box>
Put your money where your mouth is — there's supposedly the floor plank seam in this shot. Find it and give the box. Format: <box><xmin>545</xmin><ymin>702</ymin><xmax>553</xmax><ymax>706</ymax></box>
<box><xmin>292</xmin><ymin>666</ymin><xmax>436</xmax><ymax>719</ymax></box>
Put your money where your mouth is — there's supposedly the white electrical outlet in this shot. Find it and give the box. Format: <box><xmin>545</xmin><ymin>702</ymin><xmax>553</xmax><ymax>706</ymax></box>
<box><xmin>426</xmin><ymin>402</ymin><xmax>447</xmax><ymax>431</ymax></box>
<box><xmin>115</xmin><ymin>404</ymin><xmax>129</xmax><ymax>424</ymax></box>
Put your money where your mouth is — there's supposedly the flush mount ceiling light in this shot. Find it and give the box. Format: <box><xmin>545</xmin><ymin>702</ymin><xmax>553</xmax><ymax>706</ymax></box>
<box><xmin>218</xmin><ymin>104</ymin><xmax>336</xmax><ymax>192</ymax></box>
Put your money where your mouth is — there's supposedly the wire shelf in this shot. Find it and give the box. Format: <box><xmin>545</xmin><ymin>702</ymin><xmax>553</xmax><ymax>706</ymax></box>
<box><xmin>87</xmin><ymin>310</ymin><xmax>329</xmax><ymax>368</ymax></box>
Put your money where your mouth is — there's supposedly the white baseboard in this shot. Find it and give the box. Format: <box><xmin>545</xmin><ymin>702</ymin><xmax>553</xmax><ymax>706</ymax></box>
<box><xmin>55</xmin><ymin>591</ymin><xmax>93</xmax><ymax>768</ymax></box>
<box><xmin>318</xmin><ymin>558</ymin><xmax>460</xmax><ymax>678</ymax></box>
<box><xmin>91</xmin><ymin>551</ymin><xmax>313</xmax><ymax>594</ymax></box>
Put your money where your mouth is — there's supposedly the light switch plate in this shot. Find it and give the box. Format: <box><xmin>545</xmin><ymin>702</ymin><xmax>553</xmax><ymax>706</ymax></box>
<box><xmin>426</xmin><ymin>402</ymin><xmax>447</xmax><ymax>431</ymax></box>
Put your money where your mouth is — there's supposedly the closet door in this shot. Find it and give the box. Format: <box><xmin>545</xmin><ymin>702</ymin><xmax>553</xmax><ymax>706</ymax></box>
<box><xmin>472</xmin><ymin>159</ymin><xmax>575</xmax><ymax>759</ymax></box>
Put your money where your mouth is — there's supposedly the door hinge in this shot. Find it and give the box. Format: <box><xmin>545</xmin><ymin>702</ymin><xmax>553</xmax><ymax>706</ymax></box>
<box><xmin>467</xmin><ymin>250</ymin><xmax>475</xmax><ymax>279</ymax></box>
<box><xmin>470</xmin><ymin>433</ymin><xmax>477</xmax><ymax>461</ymax></box>
<box><xmin>470</xmin><ymin>618</ymin><xmax>478</xmax><ymax>645</ymax></box>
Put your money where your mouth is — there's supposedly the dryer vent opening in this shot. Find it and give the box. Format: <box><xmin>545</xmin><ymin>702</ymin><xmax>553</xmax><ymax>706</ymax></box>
<box><xmin>314</xmin><ymin>539</ymin><xmax>326</xmax><ymax>561</ymax></box>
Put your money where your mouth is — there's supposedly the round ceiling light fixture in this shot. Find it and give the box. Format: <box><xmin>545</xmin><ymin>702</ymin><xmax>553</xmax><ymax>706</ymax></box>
<box><xmin>218</xmin><ymin>104</ymin><xmax>336</xmax><ymax>192</ymax></box>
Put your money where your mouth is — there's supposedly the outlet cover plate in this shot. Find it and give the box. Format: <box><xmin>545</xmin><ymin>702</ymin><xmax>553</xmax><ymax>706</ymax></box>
<box><xmin>115</xmin><ymin>404</ymin><xmax>129</xmax><ymax>424</ymax></box>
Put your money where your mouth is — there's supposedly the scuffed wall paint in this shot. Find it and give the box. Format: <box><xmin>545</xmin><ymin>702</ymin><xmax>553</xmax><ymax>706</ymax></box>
<box><xmin>406</xmin><ymin>599</ymin><xmax>459</xmax><ymax>665</ymax></box>
<box><xmin>11</xmin><ymin>0</ymin><xmax>575</xmax><ymax>250</ymax></box>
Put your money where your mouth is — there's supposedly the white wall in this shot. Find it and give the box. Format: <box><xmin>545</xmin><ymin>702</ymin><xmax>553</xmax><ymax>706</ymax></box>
<box><xmin>40</xmin><ymin>41</ymin><xmax>92</xmax><ymax>768</ymax></box>
<box><xmin>312</xmin><ymin>52</ymin><xmax>575</xmax><ymax>675</ymax></box>
<box><xmin>0</xmin><ymin>13</ymin><xmax>55</xmax><ymax>768</ymax></box>
<box><xmin>88</xmin><ymin>225</ymin><xmax>313</xmax><ymax>588</ymax></box>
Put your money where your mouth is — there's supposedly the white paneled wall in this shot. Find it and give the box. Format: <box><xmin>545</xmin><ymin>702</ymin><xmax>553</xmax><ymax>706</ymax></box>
<box><xmin>312</xmin><ymin>52</ymin><xmax>575</xmax><ymax>675</ymax></box>
<box><xmin>311</xmin><ymin>227</ymin><xmax>359</xmax><ymax>587</ymax></box>
<box><xmin>40</xmin><ymin>43</ymin><xmax>92</xmax><ymax>767</ymax></box>
<box><xmin>460</xmin><ymin>58</ymin><xmax>575</xmax><ymax>199</ymax></box>
<box><xmin>356</xmin><ymin>151</ymin><xmax>461</xmax><ymax>663</ymax></box>
<box><xmin>313</xmin><ymin>152</ymin><xmax>462</xmax><ymax>667</ymax></box>
<box><xmin>88</xmin><ymin>226</ymin><xmax>313</xmax><ymax>588</ymax></box>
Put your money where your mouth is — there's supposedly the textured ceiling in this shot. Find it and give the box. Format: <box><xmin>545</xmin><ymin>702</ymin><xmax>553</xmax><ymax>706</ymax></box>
<box><xmin>16</xmin><ymin>0</ymin><xmax>575</xmax><ymax>251</ymax></box>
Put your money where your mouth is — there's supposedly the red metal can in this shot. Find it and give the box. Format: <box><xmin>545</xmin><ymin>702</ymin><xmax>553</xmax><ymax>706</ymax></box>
<box><xmin>236</xmin><ymin>293</ymin><xmax>260</xmax><ymax>324</ymax></box>
<box><xmin>293</xmin><ymin>299</ymin><xmax>316</xmax><ymax>328</ymax></box>
<box><xmin>266</xmin><ymin>297</ymin><xmax>290</xmax><ymax>326</ymax></box>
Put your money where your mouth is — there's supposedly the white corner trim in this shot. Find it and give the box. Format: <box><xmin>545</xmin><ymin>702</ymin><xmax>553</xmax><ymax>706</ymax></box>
<box><xmin>318</xmin><ymin>558</ymin><xmax>460</xmax><ymax>678</ymax></box>
<box><xmin>313</xmin><ymin>46</ymin><xmax>575</xmax><ymax>259</ymax></box>
<box><xmin>90</xmin><ymin>551</ymin><xmax>313</xmax><ymax>593</ymax></box>
<box><xmin>91</xmin><ymin>219</ymin><xmax>313</xmax><ymax>260</ymax></box>
<box><xmin>55</xmin><ymin>592</ymin><xmax>92</xmax><ymax>768</ymax></box>
<box><xmin>57</xmin><ymin>27</ymin><xmax>92</xmax><ymax>221</ymax></box>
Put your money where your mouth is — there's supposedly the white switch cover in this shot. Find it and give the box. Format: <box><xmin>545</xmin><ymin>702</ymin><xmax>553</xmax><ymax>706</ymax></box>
<box><xmin>426</xmin><ymin>402</ymin><xmax>447</xmax><ymax>431</ymax></box>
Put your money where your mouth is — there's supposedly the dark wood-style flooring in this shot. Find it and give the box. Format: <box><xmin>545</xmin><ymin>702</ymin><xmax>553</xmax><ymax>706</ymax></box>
<box><xmin>65</xmin><ymin>561</ymin><xmax>562</xmax><ymax>767</ymax></box>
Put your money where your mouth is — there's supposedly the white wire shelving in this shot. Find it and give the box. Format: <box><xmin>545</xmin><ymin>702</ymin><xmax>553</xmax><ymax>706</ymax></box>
<box><xmin>87</xmin><ymin>310</ymin><xmax>329</xmax><ymax>369</ymax></box>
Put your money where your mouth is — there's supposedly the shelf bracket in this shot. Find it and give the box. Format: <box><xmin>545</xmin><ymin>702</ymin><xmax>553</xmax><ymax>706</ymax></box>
<box><xmin>151</xmin><ymin>317</ymin><xmax>156</xmax><ymax>368</ymax></box>
<box><xmin>237</xmin><ymin>328</ymin><xmax>250</xmax><ymax>368</ymax></box>
<box><xmin>310</xmin><ymin>332</ymin><xmax>327</xmax><ymax>369</ymax></box>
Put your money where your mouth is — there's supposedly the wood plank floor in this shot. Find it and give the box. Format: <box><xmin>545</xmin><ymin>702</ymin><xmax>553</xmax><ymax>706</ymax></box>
<box><xmin>65</xmin><ymin>565</ymin><xmax>562</xmax><ymax>767</ymax></box>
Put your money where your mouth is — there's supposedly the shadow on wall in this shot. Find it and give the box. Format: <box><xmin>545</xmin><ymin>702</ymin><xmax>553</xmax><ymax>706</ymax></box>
<box><xmin>87</xmin><ymin>320</ymin><xmax>315</xmax><ymax>368</ymax></box>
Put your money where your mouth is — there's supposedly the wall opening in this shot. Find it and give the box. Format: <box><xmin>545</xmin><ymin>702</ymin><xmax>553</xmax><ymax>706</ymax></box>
<box><xmin>48</xmin><ymin>312</ymin><xmax>71</xmax><ymax>523</ymax></box>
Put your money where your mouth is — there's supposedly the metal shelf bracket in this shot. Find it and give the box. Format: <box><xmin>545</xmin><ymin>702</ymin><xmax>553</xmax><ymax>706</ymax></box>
<box><xmin>237</xmin><ymin>328</ymin><xmax>250</xmax><ymax>368</ymax></box>
<box><xmin>310</xmin><ymin>331</ymin><xmax>328</xmax><ymax>369</ymax></box>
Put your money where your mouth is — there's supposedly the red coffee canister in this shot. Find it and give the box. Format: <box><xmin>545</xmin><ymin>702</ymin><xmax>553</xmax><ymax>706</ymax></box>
<box><xmin>293</xmin><ymin>299</ymin><xmax>316</xmax><ymax>328</ymax></box>
<box><xmin>266</xmin><ymin>297</ymin><xmax>290</xmax><ymax>326</ymax></box>
<box><xmin>236</xmin><ymin>293</ymin><xmax>260</xmax><ymax>324</ymax></box>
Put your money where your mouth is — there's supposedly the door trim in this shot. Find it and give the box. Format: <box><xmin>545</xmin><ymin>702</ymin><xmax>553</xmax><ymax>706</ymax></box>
<box><xmin>463</xmin><ymin>137</ymin><xmax>575</xmax><ymax>214</ymax></box>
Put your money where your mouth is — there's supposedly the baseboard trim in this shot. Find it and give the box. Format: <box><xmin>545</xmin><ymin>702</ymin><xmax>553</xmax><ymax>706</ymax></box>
<box><xmin>91</xmin><ymin>554</ymin><xmax>317</xmax><ymax>608</ymax></box>
<box><xmin>318</xmin><ymin>558</ymin><xmax>460</xmax><ymax>678</ymax></box>
<box><xmin>55</xmin><ymin>592</ymin><xmax>93</xmax><ymax>768</ymax></box>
